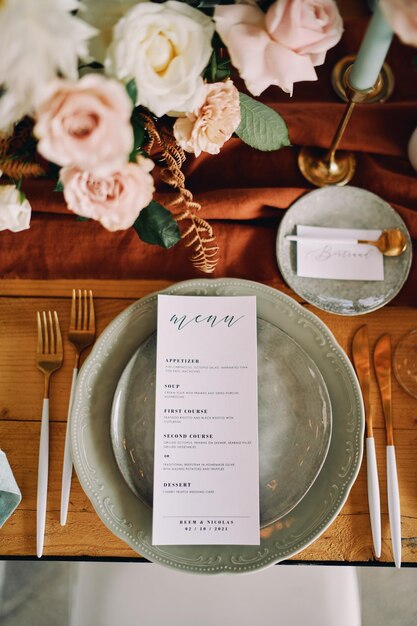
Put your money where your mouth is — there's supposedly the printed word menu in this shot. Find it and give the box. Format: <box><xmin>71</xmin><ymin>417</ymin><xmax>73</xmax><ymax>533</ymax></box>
<box><xmin>152</xmin><ymin>295</ymin><xmax>259</xmax><ymax>545</ymax></box>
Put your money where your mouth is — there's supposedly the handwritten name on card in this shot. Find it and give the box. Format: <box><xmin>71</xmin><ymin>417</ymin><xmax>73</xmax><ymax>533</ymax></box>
<box><xmin>296</xmin><ymin>225</ymin><xmax>384</xmax><ymax>281</ymax></box>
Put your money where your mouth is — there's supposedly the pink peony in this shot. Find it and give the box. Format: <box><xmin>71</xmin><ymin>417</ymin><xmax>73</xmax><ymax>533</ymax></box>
<box><xmin>214</xmin><ymin>0</ymin><xmax>343</xmax><ymax>95</ymax></box>
<box><xmin>60</xmin><ymin>157</ymin><xmax>155</xmax><ymax>231</ymax></box>
<box><xmin>380</xmin><ymin>0</ymin><xmax>417</xmax><ymax>47</ymax></box>
<box><xmin>173</xmin><ymin>79</ymin><xmax>241</xmax><ymax>157</ymax></box>
<box><xmin>34</xmin><ymin>74</ymin><xmax>133</xmax><ymax>177</ymax></box>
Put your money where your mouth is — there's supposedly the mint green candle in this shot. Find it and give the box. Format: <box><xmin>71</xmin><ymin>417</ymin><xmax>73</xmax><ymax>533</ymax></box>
<box><xmin>349</xmin><ymin>6</ymin><xmax>393</xmax><ymax>91</ymax></box>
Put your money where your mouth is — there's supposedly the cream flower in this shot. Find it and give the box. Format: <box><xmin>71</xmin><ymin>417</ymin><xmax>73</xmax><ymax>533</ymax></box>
<box><xmin>214</xmin><ymin>0</ymin><xmax>343</xmax><ymax>96</ymax></box>
<box><xmin>34</xmin><ymin>75</ymin><xmax>134</xmax><ymax>177</ymax></box>
<box><xmin>0</xmin><ymin>0</ymin><xmax>96</xmax><ymax>131</ymax></box>
<box><xmin>173</xmin><ymin>79</ymin><xmax>241</xmax><ymax>157</ymax></box>
<box><xmin>0</xmin><ymin>0</ymin><xmax>96</xmax><ymax>129</ymax></box>
<box><xmin>106</xmin><ymin>0</ymin><xmax>215</xmax><ymax>117</ymax></box>
<box><xmin>0</xmin><ymin>185</ymin><xmax>31</xmax><ymax>232</ymax></box>
<box><xmin>60</xmin><ymin>157</ymin><xmax>155</xmax><ymax>231</ymax></box>
<box><xmin>380</xmin><ymin>0</ymin><xmax>417</xmax><ymax>47</ymax></box>
<box><xmin>81</xmin><ymin>0</ymin><xmax>138</xmax><ymax>63</ymax></box>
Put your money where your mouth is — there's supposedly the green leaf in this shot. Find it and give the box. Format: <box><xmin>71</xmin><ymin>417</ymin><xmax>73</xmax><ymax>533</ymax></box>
<box><xmin>133</xmin><ymin>201</ymin><xmax>181</xmax><ymax>249</ymax></box>
<box><xmin>126</xmin><ymin>78</ymin><xmax>138</xmax><ymax>105</ymax></box>
<box><xmin>14</xmin><ymin>177</ymin><xmax>26</xmax><ymax>204</ymax></box>
<box><xmin>236</xmin><ymin>93</ymin><xmax>290</xmax><ymax>152</ymax></box>
<box><xmin>76</xmin><ymin>216</ymin><xmax>89</xmax><ymax>222</ymax></box>
<box><xmin>54</xmin><ymin>179</ymin><xmax>64</xmax><ymax>192</ymax></box>
<box><xmin>204</xmin><ymin>48</ymin><xmax>231</xmax><ymax>83</ymax></box>
<box><xmin>129</xmin><ymin>109</ymin><xmax>147</xmax><ymax>161</ymax></box>
<box><xmin>78</xmin><ymin>61</ymin><xmax>104</xmax><ymax>70</ymax></box>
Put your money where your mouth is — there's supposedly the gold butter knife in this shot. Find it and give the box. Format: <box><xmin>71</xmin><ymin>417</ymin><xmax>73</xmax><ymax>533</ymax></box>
<box><xmin>374</xmin><ymin>334</ymin><xmax>402</xmax><ymax>568</ymax></box>
<box><xmin>352</xmin><ymin>325</ymin><xmax>381</xmax><ymax>558</ymax></box>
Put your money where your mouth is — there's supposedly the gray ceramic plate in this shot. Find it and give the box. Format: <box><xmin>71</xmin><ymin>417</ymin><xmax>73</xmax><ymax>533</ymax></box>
<box><xmin>110</xmin><ymin>318</ymin><xmax>332</xmax><ymax>528</ymax></box>
<box><xmin>276</xmin><ymin>186</ymin><xmax>412</xmax><ymax>315</ymax></box>
<box><xmin>71</xmin><ymin>278</ymin><xmax>364</xmax><ymax>574</ymax></box>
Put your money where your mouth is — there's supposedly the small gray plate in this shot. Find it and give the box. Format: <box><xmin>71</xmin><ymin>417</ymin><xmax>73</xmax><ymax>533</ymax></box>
<box><xmin>111</xmin><ymin>319</ymin><xmax>332</xmax><ymax>528</ymax></box>
<box><xmin>276</xmin><ymin>186</ymin><xmax>412</xmax><ymax>315</ymax></box>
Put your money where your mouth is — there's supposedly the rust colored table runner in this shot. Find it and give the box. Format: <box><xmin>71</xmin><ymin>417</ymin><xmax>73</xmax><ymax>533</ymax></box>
<box><xmin>0</xmin><ymin>279</ymin><xmax>417</xmax><ymax>563</ymax></box>
<box><xmin>0</xmin><ymin>17</ymin><xmax>416</xmax><ymax>306</ymax></box>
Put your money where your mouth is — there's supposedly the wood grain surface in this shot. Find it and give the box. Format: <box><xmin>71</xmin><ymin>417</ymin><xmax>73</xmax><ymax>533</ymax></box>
<box><xmin>1</xmin><ymin>279</ymin><xmax>416</xmax><ymax>564</ymax></box>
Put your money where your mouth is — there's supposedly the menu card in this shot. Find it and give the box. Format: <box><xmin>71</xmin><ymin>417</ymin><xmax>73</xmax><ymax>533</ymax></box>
<box><xmin>152</xmin><ymin>294</ymin><xmax>260</xmax><ymax>546</ymax></box>
<box><xmin>296</xmin><ymin>225</ymin><xmax>384</xmax><ymax>281</ymax></box>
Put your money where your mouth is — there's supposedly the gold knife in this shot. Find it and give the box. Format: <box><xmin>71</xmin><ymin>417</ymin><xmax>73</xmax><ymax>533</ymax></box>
<box><xmin>352</xmin><ymin>325</ymin><xmax>381</xmax><ymax>558</ymax></box>
<box><xmin>374</xmin><ymin>334</ymin><xmax>402</xmax><ymax>568</ymax></box>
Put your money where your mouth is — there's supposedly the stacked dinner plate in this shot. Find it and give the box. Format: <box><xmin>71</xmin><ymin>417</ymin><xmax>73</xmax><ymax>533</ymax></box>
<box><xmin>71</xmin><ymin>279</ymin><xmax>365</xmax><ymax>574</ymax></box>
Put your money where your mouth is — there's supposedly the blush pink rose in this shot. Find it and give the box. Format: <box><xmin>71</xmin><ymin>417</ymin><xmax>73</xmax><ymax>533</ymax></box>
<box><xmin>380</xmin><ymin>0</ymin><xmax>417</xmax><ymax>47</ymax></box>
<box><xmin>34</xmin><ymin>74</ymin><xmax>133</xmax><ymax>177</ymax></box>
<box><xmin>214</xmin><ymin>0</ymin><xmax>343</xmax><ymax>95</ymax></box>
<box><xmin>173</xmin><ymin>79</ymin><xmax>241</xmax><ymax>157</ymax></box>
<box><xmin>60</xmin><ymin>157</ymin><xmax>155</xmax><ymax>231</ymax></box>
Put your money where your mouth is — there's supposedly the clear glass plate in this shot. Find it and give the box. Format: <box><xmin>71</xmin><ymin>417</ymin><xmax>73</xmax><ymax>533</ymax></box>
<box><xmin>394</xmin><ymin>329</ymin><xmax>417</xmax><ymax>399</ymax></box>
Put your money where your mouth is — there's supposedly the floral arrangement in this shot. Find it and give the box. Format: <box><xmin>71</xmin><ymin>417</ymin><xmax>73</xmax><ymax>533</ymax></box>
<box><xmin>0</xmin><ymin>0</ymin><xmax>345</xmax><ymax>273</ymax></box>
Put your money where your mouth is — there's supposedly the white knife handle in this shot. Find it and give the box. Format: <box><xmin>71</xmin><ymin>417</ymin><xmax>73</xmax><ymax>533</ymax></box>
<box><xmin>37</xmin><ymin>398</ymin><xmax>49</xmax><ymax>558</ymax></box>
<box><xmin>387</xmin><ymin>445</ymin><xmax>402</xmax><ymax>568</ymax></box>
<box><xmin>366</xmin><ymin>437</ymin><xmax>381</xmax><ymax>558</ymax></box>
<box><xmin>60</xmin><ymin>367</ymin><xmax>78</xmax><ymax>526</ymax></box>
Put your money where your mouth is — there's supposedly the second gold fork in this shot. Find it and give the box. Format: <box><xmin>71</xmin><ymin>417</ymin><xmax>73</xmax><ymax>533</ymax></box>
<box><xmin>61</xmin><ymin>290</ymin><xmax>96</xmax><ymax>526</ymax></box>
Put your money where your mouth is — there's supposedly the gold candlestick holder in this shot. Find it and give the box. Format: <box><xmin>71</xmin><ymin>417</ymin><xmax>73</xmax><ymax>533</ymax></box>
<box><xmin>298</xmin><ymin>62</ymin><xmax>394</xmax><ymax>188</ymax></box>
<box><xmin>332</xmin><ymin>55</ymin><xmax>394</xmax><ymax>103</ymax></box>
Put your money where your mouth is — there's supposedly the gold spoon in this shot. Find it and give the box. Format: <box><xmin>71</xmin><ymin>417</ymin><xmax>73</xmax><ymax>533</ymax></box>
<box><xmin>285</xmin><ymin>228</ymin><xmax>408</xmax><ymax>257</ymax></box>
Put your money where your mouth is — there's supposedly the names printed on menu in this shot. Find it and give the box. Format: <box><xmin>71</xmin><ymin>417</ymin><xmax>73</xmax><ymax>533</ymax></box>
<box><xmin>152</xmin><ymin>295</ymin><xmax>259</xmax><ymax>545</ymax></box>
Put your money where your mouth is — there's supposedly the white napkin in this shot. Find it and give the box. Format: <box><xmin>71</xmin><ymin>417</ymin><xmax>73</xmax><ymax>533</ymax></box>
<box><xmin>0</xmin><ymin>450</ymin><xmax>22</xmax><ymax>528</ymax></box>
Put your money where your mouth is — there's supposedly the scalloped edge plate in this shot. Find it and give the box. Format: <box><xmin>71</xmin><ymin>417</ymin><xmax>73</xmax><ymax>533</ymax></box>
<box><xmin>71</xmin><ymin>278</ymin><xmax>364</xmax><ymax>574</ymax></box>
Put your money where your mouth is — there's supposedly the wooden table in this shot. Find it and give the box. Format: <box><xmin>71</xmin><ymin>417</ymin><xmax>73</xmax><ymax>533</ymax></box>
<box><xmin>1</xmin><ymin>278</ymin><xmax>417</xmax><ymax>564</ymax></box>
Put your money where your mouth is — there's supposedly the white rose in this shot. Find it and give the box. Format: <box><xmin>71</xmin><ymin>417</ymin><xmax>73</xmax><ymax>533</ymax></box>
<box><xmin>106</xmin><ymin>0</ymin><xmax>215</xmax><ymax>117</ymax></box>
<box><xmin>0</xmin><ymin>185</ymin><xmax>31</xmax><ymax>232</ymax></box>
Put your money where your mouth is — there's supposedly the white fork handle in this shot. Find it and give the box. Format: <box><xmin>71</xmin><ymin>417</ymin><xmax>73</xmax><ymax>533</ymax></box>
<box><xmin>60</xmin><ymin>368</ymin><xmax>78</xmax><ymax>526</ymax></box>
<box><xmin>387</xmin><ymin>445</ymin><xmax>402</xmax><ymax>568</ymax></box>
<box><xmin>366</xmin><ymin>437</ymin><xmax>381</xmax><ymax>558</ymax></box>
<box><xmin>37</xmin><ymin>398</ymin><xmax>49</xmax><ymax>558</ymax></box>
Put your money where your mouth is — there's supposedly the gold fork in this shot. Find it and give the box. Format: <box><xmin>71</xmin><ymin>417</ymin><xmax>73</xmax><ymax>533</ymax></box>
<box><xmin>36</xmin><ymin>311</ymin><xmax>63</xmax><ymax>558</ymax></box>
<box><xmin>61</xmin><ymin>290</ymin><xmax>96</xmax><ymax>526</ymax></box>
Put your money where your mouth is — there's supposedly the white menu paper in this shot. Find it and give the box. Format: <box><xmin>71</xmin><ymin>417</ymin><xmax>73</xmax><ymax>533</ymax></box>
<box><xmin>296</xmin><ymin>225</ymin><xmax>384</xmax><ymax>281</ymax></box>
<box><xmin>152</xmin><ymin>295</ymin><xmax>260</xmax><ymax>546</ymax></box>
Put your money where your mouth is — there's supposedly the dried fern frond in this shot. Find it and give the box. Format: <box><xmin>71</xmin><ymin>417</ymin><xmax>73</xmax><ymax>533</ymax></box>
<box><xmin>142</xmin><ymin>111</ymin><xmax>219</xmax><ymax>273</ymax></box>
<box><xmin>177</xmin><ymin>211</ymin><xmax>218</xmax><ymax>273</ymax></box>
<box><xmin>0</xmin><ymin>158</ymin><xmax>45</xmax><ymax>179</ymax></box>
<box><xmin>0</xmin><ymin>117</ymin><xmax>45</xmax><ymax>179</ymax></box>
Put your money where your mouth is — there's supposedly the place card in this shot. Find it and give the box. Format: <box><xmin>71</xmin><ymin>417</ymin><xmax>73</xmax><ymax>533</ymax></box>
<box><xmin>152</xmin><ymin>294</ymin><xmax>259</xmax><ymax>546</ymax></box>
<box><xmin>295</xmin><ymin>225</ymin><xmax>384</xmax><ymax>281</ymax></box>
